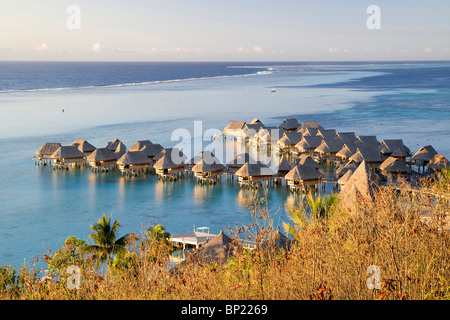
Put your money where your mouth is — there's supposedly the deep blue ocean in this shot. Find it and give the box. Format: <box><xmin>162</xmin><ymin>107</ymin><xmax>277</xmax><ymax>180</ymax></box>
<box><xmin>0</xmin><ymin>61</ymin><xmax>449</xmax><ymax>267</ymax></box>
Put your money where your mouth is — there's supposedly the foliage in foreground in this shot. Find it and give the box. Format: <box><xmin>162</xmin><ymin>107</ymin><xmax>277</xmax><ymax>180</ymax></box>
<box><xmin>1</xmin><ymin>172</ymin><xmax>450</xmax><ymax>300</ymax></box>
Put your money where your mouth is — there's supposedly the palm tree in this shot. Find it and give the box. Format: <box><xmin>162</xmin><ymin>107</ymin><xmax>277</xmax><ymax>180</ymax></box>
<box><xmin>144</xmin><ymin>224</ymin><xmax>171</xmax><ymax>242</ymax></box>
<box><xmin>284</xmin><ymin>193</ymin><xmax>338</xmax><ymax>237</ymax></box>
<box><xmin>88</xmin><ymin>214</ymin><xmax>129</xmax><ymax>267</ymax></box>
<box><xmin>140</xmin><ymin>224</ymin><xmax>172</xmax><ymax>259</ymax></box>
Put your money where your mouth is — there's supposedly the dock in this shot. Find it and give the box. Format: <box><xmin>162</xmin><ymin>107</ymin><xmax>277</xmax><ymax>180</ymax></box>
<box><xmin>170</xmin><ymin>227</ymin><xmax>217</xmax><ymax>250</ymax></box>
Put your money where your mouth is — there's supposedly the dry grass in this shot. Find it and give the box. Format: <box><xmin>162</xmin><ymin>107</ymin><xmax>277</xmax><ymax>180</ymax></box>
<box><xmin>1</xmin><ymin>173</ymin><xmax>449</xmax><ymax>300</ymax></box>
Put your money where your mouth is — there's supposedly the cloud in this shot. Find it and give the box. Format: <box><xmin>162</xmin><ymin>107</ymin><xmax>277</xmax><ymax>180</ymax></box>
<box><xmin>35</xmin><ymin>43</ymin><xmax>48</xmax><ymax>51</ymax></box>
<box><xmin>328</xmin><ymin>46</ymin><xmax>339</xmax><ymax>53</ymax></box>
<box><xmin>425</xmin><ymin>47</ymin><xmax>433</xmax><ymax>53</ymax></box>
<box><xmin>91</xmin><ymin>42</ymin><xmax>101</xmax><ymax>53</ymax></box>
<box><xmin>253</xmin><ymin>46</ymin><xmax>263</xmax><ymax>53</ymax></box>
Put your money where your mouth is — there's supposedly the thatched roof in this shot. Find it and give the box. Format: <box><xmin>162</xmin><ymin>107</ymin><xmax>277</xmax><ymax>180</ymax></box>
<box><xmin>302</xmin><ymin>127</ymin><xmax>320</xmax><ymax>136</ymax></box>
<box><xmin>250</xmin><ymin>118</ymin><xmax>263</xmax><ymax>125</ymax></box>
<box><xmin>140</xmin><ymin>143</ymin><xmax>164</xmax><ymax>158</ymax></box>
<box><xmin>116</xmin><ymin>151</ymin><xmax>152</xmax><ymax>166</ymax></box>
<box><xmin>291</xmin><ymin>154</ymin><xmax>321</xmax><ymax>170</ymax></box>
<box><xmin>316</xmin><ymin>129</ymin><xmax>337</xmax><ymax>140</ymax></box>
<box><xmin>105</xmin><ymin>138</ymin><xmax>124</xmax><ymax>151</ymax></box>
<box><xmin>227</xmin><ymin>153</ymin><xmax>256</xmax><ymax>168</ymax></box>
<box><xmin>349</xmin><ymin>147</ymin><xmax>385</xmax><ymax>164</ymax></box>
<box><xmin>114</xmin><ymin>142</ymin><xmax>127</xmax><ymax>158</ymax></box>
<box><xmin>189</xmin><ymin>150</ymin><xmax>216</xmax><ymax>165</ymax></box>
<box><xmin>427</xmin><ymin>154</ymin><xmax>449</xmax><ymax>171</ymax></box>
<box><xmin>179</xmin><ymin>231</ymin><xmax>236</xmax><ymax>267</ymax></box>
<box><xmin>87</xmin><ymin>148</ymin><xmax>118</xmax><ymax>162</ymax></box>
<box><xmin>36</xmin><ymin>143</ymin><xmax>62</xmax><ymax>156</ymax></box>
<box><xmin>339</xmin><ymin>161</ymin><xmax>379</xmax><ymax>211</ymax></box>
<box><xmin>153</xmin><ymin>148</ymin><xmax>186</xmax><ymax>162</ymax></box>
<box><xmin>336</xmin><ymin>132</ymin><xmax>357</xmax><ymax>144</ymax></box>
<box><xmin>276</xmin><ymin>155</ymin><xmax>292</xmax><ymax>174</ymax></box>
<box><xmin>337</xmin><ymin>169</ymin><xmax>354</xmax><ymax>186</ymax></box>
<box><xmin>278</xmin><ymin>132</ymin><xmax>302</xmax><ymax>147</ymax></box>
<box><xmin>284</xmin><ymin>164</ymin><xmax>322</xmax><ymax>181</ymax></box>
<box><xmin>379</xmin><ymin>139</ymin><xmax>410</xmax><ymax>156</ymax></box>
<box><xmin>261</xmin><ymin>230</ymin><xmax>292</xmax><ymax>251</ymax></box>
<box><xmin>128</xmin><ymin>140</ymin><xmax>153</xmax><ymax>152</ymax></box>
<box><xmin>235</xmin><ymin>162</ymin><xmax>275</xmax><ymax>177</ymax></box>
<box><xmin>297</xmin><ymin>121</ymin><xmax>323</xmax><ymax>134</ymax></box>
<box><xmin>279</xmin><ymin>118</ymin><xmax>300</xmax><ymax>131</ymax></box>
<box><xmin>314</xmin><ymin>138</ymin><xmax>344</xmax><ymax>154</ymax></box>
<box><xmin>224</xmin><ymin>121</ymin><xmax>246</xmax><ymax>131</ymax></box>
<box><xmin>71</xmin><ymin>139</ymin><xmax>96</xmax><ymax>153</ymax></box>
<box><xmin>256</xmin><ymin>127</ymin><xmax>285</xmax><ymax>143</ymax></box>
<box><xmin>412</xmin><ymin>145</ymin><xmax>438</xmax><ymax>162</ymax></box>
<box><xmin>51</xmin><ymin>146</ymin><xmax>86</xmax><ymax>159</ymax></box>
<box><xmin>380</xmin><ymin>157</ymin><xmax>411</xmax><ymax>173</ymax></box>
<box><xmin>153</xmin><ymin>150</ymin><xmax>186</xmax><ymax>170</ymax></box>
<box><xmin>355</xmin><ymin>136</ymin><xmax>380</xmax><ymax>148</ymax></box>
<box><xmin>191</xmin><ymin>158</ymin><xmax>226</xmax><ymax>173</ymax></box>
<box><xmin>391</xmin><ymin>145</ymin><xmax>411</xmax><ymax>158</ymax></box>
<box><xmin>295</xmin><ymin>136</ymin><xmax>323</xmax><ymax>151</ymax></box>
<box><xmin>336</xmin><ymin>144</ymin><xmax>357</xmax><ymax>159</ymax></box>
<box><xmin>336</xmin><ymin>159</ymin><xmax>358</xmax><ymax>177</ymax></box>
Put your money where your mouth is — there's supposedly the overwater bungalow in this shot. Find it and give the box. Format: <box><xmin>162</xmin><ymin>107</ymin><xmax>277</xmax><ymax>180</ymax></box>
<box><xmin>297</xmin><ymin>121</ymin><xmax>323</xmax><ymax>134</ymax></box>
<box><xmin>355</xmin><ymin>136</ymin><xmax>380</xmax><ymax>149</ymax></box>
<box><xmin>314</xmin><ymin>138</ymin><xmax>344</xmax><ymax>158</ymax></box>
<box><xmin>427</xmin><ymin>154</ymin><xmax>449</xmax><ymax>173</ymax></box>
<box><xmin>335</xmin><ymin>143</ymin><xmax>358</xmax><ymax>163</ymax></box>
<box><xmin>274</xmin><ymin>155</ymin><xmax>292</xmax><ymax>183</ymax></box>
<box><xmin>223</xmin><ymin>121</ymin><xmax>247</xmax><ymax>140</ymax></box>
<box><xmin>284</xmin><ymin>164</ymin><xmax>323</xmax><ymax>192</ymax></box>
<box><xmin>51</xmin><ymin>145</ymin><xmax>86</xmax><ymax>169</ymax></box>
<box><xmin>71</xmin><ymin>139</ymin><xmax>96</xmax><ymax>156</ymax></box>
<box><xmin>295</xmin><ymin>136</ymin><xmax>323</xmax><ymax>154</ymax></box>
<box><xmin>153</xmin><ymin>149</ymin><xmax>186</xmax><ymax>180</ymax></box>
<box><xmin>379</xmin><ymin>156</ymin><xmax>411</xmax><ymax>179</ymax></box>
<box><xmin>379</xmin><ymin>139</ymin><xmax>411</xmax><ymax>158</ymax></box>
<box><xmin>316</xmin><ymin>129</ymin><xmax>337</xmax><ymax>140</ymax></box>
<box><xmin>279</xmin><ymin>118</ymin><xmax>300</xmax><ymax>132</ymax></box>
<box><xmin>243</xmin><ymin>119</ymin><xmax>265</xmax><ymax>140</ymax></box>
<box><xmin>277</xmin><ymin>131</ymin><xmax>302</xmax><ymax>153</ymax></box>
<box><xmin>301</xmin><ymin>127</ymin><xmax>321</xmax><ymax>137</ymax></box>
<box><xmin>86</xmin><ymin>147</ymin><xmax>118</xmax><ymax>172</ymax></box>
<box><xmin>35</xmin><ymin>142</ymin><xmax>62</xmax><ymax>165</ymax></box>
<box><xmin>226</xmin><ymin>153</ymin><xmax>256</xmax><ymax>175</ymax></box>
<box><xmin>140</xmin><ymin>143</ymin><xmax>164</xmax><ymax>161</ymax></box>
<box><xmin>105</xmin><ymin>138</ymin><xmax>125</xmax><ymax>151</ymax></box>
<box><xmin>113</xmin><ymin>142</ymin><xmax>127</xmax><ymax>159</ymax></box>
<box><xmin>253</xmin><ymin>127</ymin><xmax>285</xmax><ymax>149</ymax></box>
<box><xmin>390</xmin><ymin>145</ymin><xmax>411</xmax><ymax>162</ymax></box>
<box><xmin>336</xmin><ymin>159</ymin><xmax>358</xmax><ymax>178</ymax></box>
<box><xmin>290</xmin><ymin>154</ymin><xmax>321</xmax><ymax>170</ymax></box>
<box><xmin>116</xmin><ymin>151</ymin><xmax>152</xmax><ymax>176</ymax></box>
<box><xmin>335</xmin><ymin>132</ymin><xmax>357</xmax><ymax>145</ymax></box>
<box><xmin>235</xmin><ymin>162</ymin><xmax>275</xmax><ymax>188</ymax></box>
<box><xmin>349</xmin><ymin>147</ymin><xmax>385</xmax><ymax>170</ymax></box>
<box><xmin>128</xmin><ymin>140</ymin><xmax>152</xmax><ymax>152</ymax></box>
<box><xmin>411</xmin><ymin>145</ymin><xmax>438</xmax><ymax>172</ymax></box>
<box><xmin>128</xmin><ymin>140</ymin><xmax>164</xmax><ymax>161</ymax></box>
<box><xmin>191</xmin><ymin>157</ymin><xmax>226</xmax><ymax>184</ymax></box>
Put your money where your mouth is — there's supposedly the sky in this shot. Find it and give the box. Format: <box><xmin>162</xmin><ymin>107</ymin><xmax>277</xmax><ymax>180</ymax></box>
<box><xmin>0</xmin><ymin>0</ymin><xmax>449</xmax><ymax>61</ymax></box>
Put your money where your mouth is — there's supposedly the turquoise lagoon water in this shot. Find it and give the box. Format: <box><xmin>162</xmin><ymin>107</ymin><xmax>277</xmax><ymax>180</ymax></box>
<box><xmin>1</xmin><ymin>61</ymin><xmax>450</xmax><ymax>266</ymax></box>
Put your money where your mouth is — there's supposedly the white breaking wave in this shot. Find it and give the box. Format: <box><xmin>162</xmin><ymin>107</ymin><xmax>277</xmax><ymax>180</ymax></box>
<box><xmin>0</xmin><ymin>68</ymin><xmax>273</xmax><ymax>94</ymax></box>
